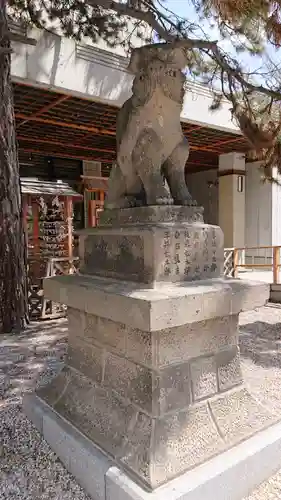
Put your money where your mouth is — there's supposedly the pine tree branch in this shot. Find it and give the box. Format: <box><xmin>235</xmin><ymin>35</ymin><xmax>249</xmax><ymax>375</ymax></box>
<box><xmin>85</xmin><ymin>0</ymin><xmax>175</xmax><ymax>41</ymax></box>
<box><xmin>211</xmin><ymin>47</ymin><xmax>281</xmax><ymax>100</ymax></box>
<box><xmin>83</xmin><ymin>0</ymin><xmax>281</xmax><ymax>100</ymax></box>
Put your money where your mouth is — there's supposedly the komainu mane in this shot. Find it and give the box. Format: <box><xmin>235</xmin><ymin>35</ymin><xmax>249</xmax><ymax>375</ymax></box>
<box><xmin>105</xmin><ymin>44</ymin><xmax>196</xmax><ymax>208</ymax></box>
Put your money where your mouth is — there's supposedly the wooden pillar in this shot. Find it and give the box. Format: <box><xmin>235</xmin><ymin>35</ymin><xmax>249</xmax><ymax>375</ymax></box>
<box><xmin>233</xmin><ymin>248</ymin><xmax>239</xmax><ymax>278</ymax></box>
<box><xmin>31</xmin><ymin>199</ymin><xmax>40</xmax><ymax>280</ymax></box>
<box><xmin>22</xmin><ymin>196</ymin><xmax>28</xmax><ymax>230</ymax></box>
<box><xmin>65</xmin><ymin>197</ymin><xmax>73</xmax><ymax>259</ymax></box>
<box><xmin>32</xmin><ymin>201</ymin><xmax>39</xmax><ymax>254</ymax></box>
<box><xmin>273</xmin><ymin>246</ymin><xmax>280</xmax><ymax>284</ymax></box>
<box><xmin>89</xmin><ymin>199</ymin><xmax>98</xmax><ymax>227</ymax></box>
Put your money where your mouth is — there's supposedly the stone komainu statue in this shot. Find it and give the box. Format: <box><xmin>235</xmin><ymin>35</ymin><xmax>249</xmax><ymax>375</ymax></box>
<box><xmin>105</xmin><ymin>44</ymin><xmax>196</xmax><ymax>209</ymax></box>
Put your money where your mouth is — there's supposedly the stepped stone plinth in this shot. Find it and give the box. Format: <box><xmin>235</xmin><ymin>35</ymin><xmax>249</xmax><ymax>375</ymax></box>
<box><xmin>24</xmin><ymin>205</ymin><xmax>281</xmax><ymax>500</ymax></box>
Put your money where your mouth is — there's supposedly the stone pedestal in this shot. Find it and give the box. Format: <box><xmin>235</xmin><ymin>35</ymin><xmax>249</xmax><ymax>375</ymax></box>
<box><xmin>24</xmin><ymin>206</ymin><xmax>279</xmax><ymax>499</ymax></box>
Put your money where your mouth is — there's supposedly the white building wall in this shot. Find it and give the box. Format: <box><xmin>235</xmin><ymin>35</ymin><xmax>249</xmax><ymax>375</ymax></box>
<box><xmin>187</xmin><ymin>163</ymin><xmax>277</xmax><ymax>251</ymax></box>
<box><xmin>11</xmin><ymin>30</ymin><xmax>133</xmax><ymax>107</ymax></box>
<box><xmin>185</xmin><ymin>169</ymin><xmax>218</xmax><ymax>225</ymax></box>
<box><xmin>11</xmin><ymin>28</ymin><xmax>240</xmax><ymax>132</ymax></box>
<box><xmin>245</xmin><ymin>161</ymin><xmax>272</xmax><ymax>247</ymax></box>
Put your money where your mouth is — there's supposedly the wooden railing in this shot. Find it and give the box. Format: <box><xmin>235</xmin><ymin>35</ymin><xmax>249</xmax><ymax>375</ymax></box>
<box><xmin>223</xmin><ymin>248</ymin><xmax>235</xmax><ymax>277</ymax></box>
<box><xmin>28</xmin><ymin>256</ymin><xmax>79</xmax><ymax>320</ymax></box>
<box><xmin>224</xmin><ymin>246</ymin><xmax>281</xmax><ymax>284</ymax></box>
<box><xmin>41</xmin><ymin>257</ymin><xmax>79</xmax><ymax>319</ymax></box>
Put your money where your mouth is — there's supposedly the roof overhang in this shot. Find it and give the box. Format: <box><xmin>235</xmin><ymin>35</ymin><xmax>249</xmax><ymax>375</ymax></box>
<box><xmin>20</xmin><ymin>177</ymin><xmax>83</xmax><ymax>199</ymax></box>
<box><xmin>14</xmin><ymin>82</ymin><xmax>250</xmax><ymax>174</ymax></box>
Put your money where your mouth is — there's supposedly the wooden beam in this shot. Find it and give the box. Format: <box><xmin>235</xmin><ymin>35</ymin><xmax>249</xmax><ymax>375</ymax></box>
<box><xmin>19</xmin><ymin>147</ymin><xmax>114</xmax><ymax>162</ymax></box>
<box><xmin>13</xmin><ymin>80</ymin><xmax>120</xmax><ymax>113</ymax></box>
<box><xmin>182</xmin><ymin>124</ymin><xmax>205</xmax><ymax>132</ymax></box>
<box><xmin>17</xmin><ymin>135</ymin><xmax>218</xmax><ymax>158</ymax></box>
<box><xmin>19</xmin><ymin>144</ymin><xmax>220</xmax><ymax>164</ymax></box>
<box><xmin>204</xmin><ymin>135</ymin><xmax>246</xmax><ymax>151</ymax></box>
<box><xmin>186</xmin><ymin>164</ymin><xmax>218</xmax><ymax>174</ymax></box>
<box><xmin>17</xmin><ymin>95</ymin><xmax>71</xmax><ymax>128</ymax></box>
<box><xmin>17</xmin><ymin>135</ymin><xmax>115</xmax><ymax>154</ymax></box>
<box><xmin>16</xmin><ymin>113</ymin><xmax>220</xmax><ymax>151</ymax></box>
<box><xmin>15</xmin><ymin>113</ymin><xmax>116</xmax><ymax>136</ymax></box>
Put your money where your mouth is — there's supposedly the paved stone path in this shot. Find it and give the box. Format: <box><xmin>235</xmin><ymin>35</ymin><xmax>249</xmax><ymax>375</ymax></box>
<box><xmin>1</xmin><ymin>306</ymin><xmax>281</xmax><ymax>499</ymax></box>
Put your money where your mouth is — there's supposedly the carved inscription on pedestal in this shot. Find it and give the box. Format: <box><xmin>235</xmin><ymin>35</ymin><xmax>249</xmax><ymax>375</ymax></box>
<box><xmin>159</xmin><ymin>225</ymin><xmax>222</xmax><ymax>282</ymax></box>
<box><xmin>174</xmin><ymin>231</ymin><xmax>181</xmax><ymax>275</ymax></box>
<box><xmin>203</xmin><ymin>228</ymin><xmax>210</xmax><ymax>275</ymax></box>
<box><xmin>184</xmin><ymin>230</ymin><xmax>191</xmax><ymax>277</ymax></box>
<box><xmin>211</xmin><ymin>228</ymin><xmax>218</xmax><ymax>273</ymax></box>
<box><xmin>163</xmin><ymin>231</ymin><xmax>172</xmax><ymax>276</ymax></box>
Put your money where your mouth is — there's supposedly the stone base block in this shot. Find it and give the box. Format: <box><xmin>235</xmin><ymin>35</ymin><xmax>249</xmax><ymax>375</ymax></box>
<box><xmin>98</xmin><ymin>206</ymin><xmax>204</xmax><ymax>227</ymax></box>
<box><xmin>43</xmin><ymin>275</ymin><xmax>269</xmax><ymax>331</ymax></box>
<box><xmin>40</xmin><ymin>274</ymin><xmax>271</xmax><ymax>489</ymax></box>
<box><xmin>79</xmin><ymin>223</ymin><xmax>224</xmax><ymax>285</ymax></box>
<box><xmin>24</xmin><ymin>393</ymin><xmax>281</xmax><ymax>500</ymax></box>
<box><xmin>35</xmin><ymin>362</ymin><xmax>278</xmax><ymax>489</ymax></box>
<box><xmin>78</xmin><ymin>205</ymin><xmax>224</xmax><ymax>285</ymax></box>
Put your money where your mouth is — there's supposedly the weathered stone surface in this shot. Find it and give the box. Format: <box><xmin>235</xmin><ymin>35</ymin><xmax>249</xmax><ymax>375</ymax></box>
<box><xmin>69</xmin><ymin>310</ymin><xmax>239</xmax><ymax>372</ymax></box>
<box><xmin>80</xmin><ymin>223</ymin><xmax>223</xmax><ymax>286</ymax></box>
<box><xmin>103</xmin><ymin>353</ymin><xmax>153</xmax><ymax>413</ymax></box>
<box><xmin>209</xmin><ymin>388</ymin><xmax>276</xmax><ymax>445</ymax></box>
<box><xmin>82</xmin><ymin>233</ymin><xmax>145</xmax><ymax>282</ymax></box>
<box><xmin>99</xmin><ymin>206</ymin><xmax>204</xmax><ymax>226</ymax></box>
<box><xmin>121</xmin><ymin>412</ymin><xmax>152</xmax><ymax>483</ymax></box>
<box><xmin>37</xmin><ymin>367</ymin><xmax>71</xmax><ymax>407</ymax></box>
<box><xmin>25</xmin><ymin>394</ymin><xmax>281</xmax><ymax>500</ymax></box>
<box><xmin>156</xmin><ymin>362</ymin><xmax>191</xmax><ymax>415</ymax></box>
<box><xmin>52</xmin><ymin>368</ymin><xmax>136</xmax><ymax>458</ymax></box>
<box><xmin>217</xmin><ymin>346</ymin><xmax>242</xmax><ymax>391</ymax></box>
<box><xmin>231</xmin><ymin>279</ymin><xmax>270</xmax><ymax>312</ymax></box>
<box><xmin>79</xmin><ymin>223</ymin><xmax>224</xmax><ymax>284</ymax></box>
<box><xmin>156</xmin><ymin>315</ymin><xmax>238</xmax><ymax>367</ymax></box>
<box><xmin>36</xmin><ymin>353</ymin><xmax>277</xmax><ymax>490</ymax></box>
<box><xmin>68</xmin><ymin>336</ymin><xmax>104</xmax><ymax>384</ymax></box>
<box><xmin>84</xmin><ymin>313</ymin><xmax>127</xmax><ymax>355</ymax></box>
<box><xmin>44</xmin><ymin>275</ymin><xmax>269</xmax><ymax>331</ymax></box>
<box><xmin>104</xmin><ymin>45</ymin><xmax>196</xmax><ymax>209</ymax></box>
<box><xmin>68</xmin><ymin>307</ymin><xmax>86</xmax><ymax>335</ymax></box>
<box><xmin>126</xmin><ymin>327</ymin><xmax>153</xmax><ymax>367</ymax></box>
<box><xmin>190</xmin><ymin>356</ymin><xmax>217</xmax><ymax>401</ymax></box>
<box><xmin>84</xmin><ymin>312</ymin><xmax>153</xmax><ymax>366</ymax></box>
<box><xmin>151</xmin><ymin>402</ymin><xmax>222</xmax><ymax>487</ymax></box>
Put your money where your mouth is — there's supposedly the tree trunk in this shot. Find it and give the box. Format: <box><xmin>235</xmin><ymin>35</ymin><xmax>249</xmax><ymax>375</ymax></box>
<box><xmin>0</xmin><ymin>0</ymin><xmax>28</xmax><ymax>333</ymax></box>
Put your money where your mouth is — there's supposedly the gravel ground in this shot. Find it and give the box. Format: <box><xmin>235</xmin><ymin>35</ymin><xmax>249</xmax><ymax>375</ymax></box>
<box><xmin>1</xmin><ymin>306</ymin><xmax>281</xmax><ymax>499</ymax></box>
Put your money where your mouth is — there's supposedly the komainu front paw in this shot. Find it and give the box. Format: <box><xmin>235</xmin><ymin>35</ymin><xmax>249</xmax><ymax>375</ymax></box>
<box><xmin>148</xmin><ymin>196</ymin><xmax>173</xmax><ymax>206</ymax></box>
<box><xmin>182</xmin><ymin>197</ymin><xmax>197</xmax><ymax>206</ymax></box>
<box><xmin>174</xmin><ymin>196</ymin><xmax>197</xmax><ymax>206</ymax></box>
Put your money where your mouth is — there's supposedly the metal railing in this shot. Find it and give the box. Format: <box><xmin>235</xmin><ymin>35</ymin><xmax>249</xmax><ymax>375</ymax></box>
<box><xmin>224</xmin><ymin>246</ymin><xmax>281</xmax><ymax>284</ymax></box>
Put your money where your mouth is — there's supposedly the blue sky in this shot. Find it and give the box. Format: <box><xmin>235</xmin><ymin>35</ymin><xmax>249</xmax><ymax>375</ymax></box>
<box><xmin>164</xmin><ymin>0</ymin><xmax>195</xmax><ymax>18</ymax></box>
<box><xmin>163</xmin><ymin>0</ymin><xmax>280</xmax><ymax>82</ymax></box>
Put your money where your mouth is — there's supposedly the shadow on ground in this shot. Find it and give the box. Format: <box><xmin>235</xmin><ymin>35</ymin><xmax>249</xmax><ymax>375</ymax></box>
<box><xmin>240</xmin><ymin>320</ymin><xmax>281</xmax><ymax>368</ymax></box>
<box><xmin>0</xmin><ymin>319</ymin><xmax>68</xmax><ymax>403</ymax></box>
